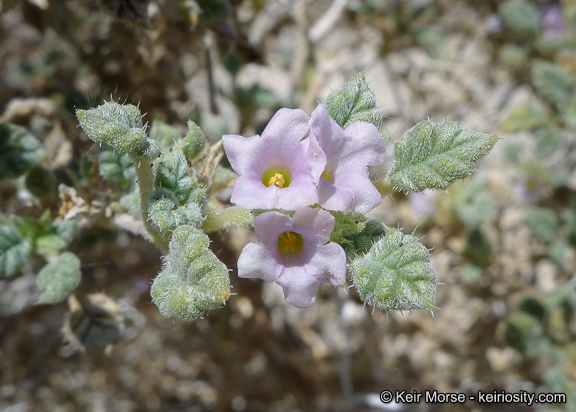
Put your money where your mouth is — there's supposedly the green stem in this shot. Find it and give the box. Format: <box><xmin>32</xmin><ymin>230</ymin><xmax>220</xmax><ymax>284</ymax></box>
<box><xmin>131</xmin><ymin>156</ymin><xmax>169</xmax><ymax>254</ymax></box>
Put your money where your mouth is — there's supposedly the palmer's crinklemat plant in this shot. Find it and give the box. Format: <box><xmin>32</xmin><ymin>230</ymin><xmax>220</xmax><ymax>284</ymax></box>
<box><xmin>0</xmin><ymin>72</ymin><xmax>497</xmax><ymax>327</ymax></box>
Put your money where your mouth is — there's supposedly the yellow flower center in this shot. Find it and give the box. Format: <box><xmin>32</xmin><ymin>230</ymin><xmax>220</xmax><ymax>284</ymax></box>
<box><xmin>268</xmin><ymin>172</ymin><xmax>285</xmax><ymax>187</ymax></box>
<box><xmin>277</xmin><ymin>231</ymin><xmax>303</xmax><ymax>254</ymax></box>
<box><xmin>262</xmin><ymin>168</ymin><xmax>291</xmax><ymax>188</ymax></box>
<box><xmin>321</xmin><ymin>168</ymin><xmax>334</xmax><ymax>184</ymax></box>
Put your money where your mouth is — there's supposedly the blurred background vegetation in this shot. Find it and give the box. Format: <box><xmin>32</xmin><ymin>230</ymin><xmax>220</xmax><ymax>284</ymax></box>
<box><xmin>1</xmin><ymin>0</ymin><xmax>576</xmax><ymax>411</ymax></box>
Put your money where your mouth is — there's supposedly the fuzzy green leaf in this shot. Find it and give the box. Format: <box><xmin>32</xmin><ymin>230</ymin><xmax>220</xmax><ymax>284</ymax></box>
<box><xmin>0</xmin><ymin>123</ymin><xmax>45</xmax><ymax>180</ymax></box>
<box><xmin>389</xmin><ymin>120</ymin><xmax>498</xmax><ymax>193</ymax></box>
<box><xmin>182</xmin><ymin>120</ymin><xmax>206</xmax><ymax>161</ymax></box>
<box><xmin>341</xmin><ymin>219</ymin><xmax>387</xmax><ymax>259</ymax></box>
<box><xmin>0</xmin><ymin>225</ymin><xmax>31</xmax><ymax>278</ymax></box>
<box><xmin>76</xmin><ymin>101</ymin><xmax>159</xmax><ymax>159</ymax></box>
<box><xmin>325</xmin><ymin>72</ymin><xmax>382</xmax><ymax>129</ymax></box>
<box><xmin>148</xmin><ymin>150</ymin><xmax>205</xmax><ymax>236</ymax></box>
<box><xmin>11</xmin><ymin>212</ymin><xmax>76</xmax><ymax>258</ymax></box>
<box><xmin>148</xmin><ymin>189</ymin><xmax>203</xmax><ymax>234</ymax></box>
<box><xmin>150</xmin><ymin>225</ymin><xmax>230</xmax><ymax>321</ymax></box>
<box><xmin>351</xmin><ymin>228</ymin><xmax>436</xmax><ymax>311</ymax></box>
<box><xmin>36</xmin><ymin>252</ymin><xmax>81</xmax><ymax>304</ymax></box>
<box><xmin>202</xmin><ymin>207</ymin><xmax>253</xmax><ymax>232</ymax></box>
<box><xmin>329</xmin><ymin>211</ymin><xmax>366</xmax><ymax>245</ymax></box>
<box><xmin>154</xmin><ymin>150</ymin><xmax>203</xmax><ymax>204</ymax></box>
<box><xmin>98</xmin><ymin>145</ymin><xmax>135</xmax><ymax>189</ymax></box>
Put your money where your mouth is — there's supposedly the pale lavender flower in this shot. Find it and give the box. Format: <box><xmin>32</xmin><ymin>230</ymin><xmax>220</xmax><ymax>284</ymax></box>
<box><xmin>310</xmin><ymin>104</ymin><xmax>386</xmax><ymax>214</ymax></box>
<box><xmin>542</xmin><ymin>4</ymin><xmax>565</xmax><ymax>38</ymax></box>
<box><xmin>409</xmin><ymin>189</ymin><xmax>437</xmax><ymax>218</ymax></box>
<box><xmin>223</xmin><ymin>108</ymin><xmax>325</xmax><ymax>210</ymax></box>
<box><xmin>237</xmin><ymin>207</ymin><xmax>346</xmax><ymax>308</ymax></box>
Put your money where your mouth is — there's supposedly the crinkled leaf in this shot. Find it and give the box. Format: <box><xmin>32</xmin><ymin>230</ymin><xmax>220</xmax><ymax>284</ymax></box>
<box><xmin>389</xmin><ymin>120</ymin><xmax>498</xmax><ymax>193</ymax></box>
<box><xmin>328</xmin><ymin>211</ymin><xmax>366</xmax><ymax>244</ymax></box>
<box><xmin>328</xmin><ymin>212</ymin><xmax>387</xmax><ymax>260</ymax></box>
<box><xmin>150</xmin><ymin>225</ymin><xmax>230</xmax><ymax>321</ymax></box>
<box><xmin>0</xmin><ymin>225</ymin><xmax>31</xmax><ymax>278</ymax></box>
<box><xmin>351</xmin><ymin>227</ymin><xmax>436</xmax><ymax>311</ymax></box>
<box><xmin>325</xmin><ymin>72</ymin><xmax>382</xmax><ymax>129</ymax></box>
<box><xmin>0</xmin><ymin>123</ymin><xmax>45</xmax><ymax>180</ymax></box>
<box><xmin>148</xmin><ymin>150</ymin><xmax>205</xmax><ymax>236</ymax></box>
<box><xmin>148</xmin><ymin>189</ymin><xmax>203</xmax><ymax>234</ymax></box>
<box><xmin>154</xmin><ymin>150</ymin><xmax>203</xmax><ymax>204</ymax></box>
<box><xmin>11</xmin><ymin>212</ymin><xmax>76</xmax><ymax>258</ymax></box>
<box><xmin>36</xmin><ymin>252</ymin><xmax>81</xmax><ymax>304</ymax></box>
<box><xmin>341</xmin><ymin>219</ymin><xmax>387</xmax><ymax>260</ymax></box>
<box><xmin>76</xmin><ymin>101</ymin><xmax>159</xmax><ymax>159</ymax></box>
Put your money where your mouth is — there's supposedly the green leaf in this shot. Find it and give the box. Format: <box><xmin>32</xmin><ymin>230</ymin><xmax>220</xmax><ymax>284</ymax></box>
<box><xmin>413</xmin><ymin>26</ymin><xmax>446</xmax><ymax>58</ymax></box>
<box><xmin>148</xmin><ymin>150</ymin><xmax>205</xmax><ymax>236</ymax></box>
<box><xmin>526</xmin><ymin>207</ymin><xmax>559</xmax><ymax>243</ymax></box>
<box><xmin>351</xmin><ymin>227</ymin><xmax>436</xmax><ymax>311</ymax></box>
<box><xmin>500</xmin><ymin>104</ymin><xmax>549</xmax><ymax>132</ymax></box>
<box><xmin>0</xmin><ymin>225</ymin><xmax>31</xmax><ymax>278</ymax></box>
<box><xmin>150</xmin><ymin>225</ymin><xmax>231</xmax><ymax>321</ymax></box>
<box><xmin>389</xmin><ymin>120</ymin><xmax>498</xmax><ymax>193</ymax></box>
<box><xmin>456</xmin><ymin>182</ymin><xmax>496</xmax><ymax>226</ymax></box>
<box><xmin>532</xmin><ymin>61</ymin><xmax>574</xmax><ymax>104</ymax></box>
<box><xmin>149</xmin><ymin>119</ymin><xmax>182</xmax><ymax>152</ymax></box>
<box><xmin>148</xmin><ymin>189</ymin><xmax>203</xmax><ymax>234</ymax></box>
<box><xmin>328</xmin><ymin>212</ymin><xmax>387</xmax><ymax>260</ymax></box>
<box><xmin>325</xmin><ymin>72</ymin><xmax>382</xmax><ymax>129</ymax></box>
<box><xmin>497</xmin><ymin>44</ymin><xmax>529</xmax><ymax>70</ymax></box>
<box><xmin>182</xmin><ymin>120</ymin><xmax>206</xmax><ymax>161</ymax></box>
<box><xmin>36</xmin><ymin>252</ymin><xmax>81</xmax><ymax>304</ymax></box>
<box><xmin>461</xmin><ymin>263</ymin><xmax>483</xmax><ymax>284</ymax></box>
<box><xmin>560</xmin><ymin>98</ymin><xmax>576</xmax><ymax>132</ymax></box>
<box><xmin>342</xmin><ymin>219</ymin><xmax>387</xmax><ymax>260</ymax></box>
<box><xmin>506</xmin><ymin>311</ymin><xmax>543</xmax><ymax>354</ymax></box>
<box><xmin>98</xmin><ymin>145</ymin><xmax>135</xmax><ymax>189</ymax></box>
<box><xmin>11</xmin><ymin>212</ymin><xmax>76</xmax><ymax>258</ymax></box>
<box><xmin>201</xmin><ymin>207</ymin><xmax>253</xmax><ymax>232</ymax></box>
<box><xmin>328</xmin><ymin>211</ymin><xmax>366</xmax><ymax>245</ymax></box>
<box><xmin>0</xmin><ymin>123</ymin><xmax>45</xmax><ymax>180</ymax></box>
<box><xmin>154</xmin><ymin>150</ymin><xmax>202</xmax><ymax>205</ymax></box>
<box><xmin>499</xmin><ymin>0</ymin><xmax>541</xmax><ymax>36</ymax></box>
<box><xmin>76</xmin><ymin>101</ymin><xmax>159</xmax><ymax>160</ymax></box>
<box><xmin>24</xmin><ymin>165</ymin><xmax>57</xmax><ymax>199</ymax></box>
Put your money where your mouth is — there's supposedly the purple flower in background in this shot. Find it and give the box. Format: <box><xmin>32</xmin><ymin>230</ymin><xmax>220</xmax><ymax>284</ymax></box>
<box><xmin>237</xmin><ymin>208</ymin><xmax>346</xmax><ymax>308</ymax></box>
<box><xmin>310</xmin><ymin>104</ymin><xmax>386</xmax><ymax>214</ymax></box>
<box><xmin>485</xmin><ymin>14</ymin><xmax>503</xmax><ymax>34</ymax></box>
<box><xmin>542</xmin><ymin>4</ymin><xmax>565</xmax><ymax>38</ymax></box>
<box><xmin>409</xmin><ymin>189</ymin><xmax>438</xmax><ymax>218</ymax></box>
<box><xmin>223</xmin><ymin>108</ymin><xmax>326</xmax><ymax>210</ymax></box>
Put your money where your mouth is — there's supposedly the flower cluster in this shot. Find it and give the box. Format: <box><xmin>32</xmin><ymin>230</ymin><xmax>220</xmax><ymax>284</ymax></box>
<box><xmin>223</xmin><ymin>104</ymin><xmax>386</xmax><ymax>307</ymax></box>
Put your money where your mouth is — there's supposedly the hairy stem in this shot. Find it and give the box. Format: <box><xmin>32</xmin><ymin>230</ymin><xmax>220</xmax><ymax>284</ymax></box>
<box><xmin>132</xmin><ymin>156</ymin><xmax>169</xmax><ymax>254</ymax></box>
